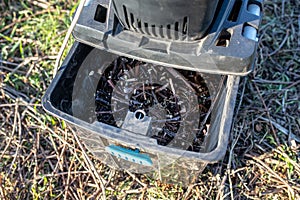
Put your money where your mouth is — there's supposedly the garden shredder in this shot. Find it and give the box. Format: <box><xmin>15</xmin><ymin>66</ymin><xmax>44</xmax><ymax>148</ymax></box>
<box><xmin>43</xmin><ymin>0</ymin><xmax>263</xmax><ymax>184</ymax></box>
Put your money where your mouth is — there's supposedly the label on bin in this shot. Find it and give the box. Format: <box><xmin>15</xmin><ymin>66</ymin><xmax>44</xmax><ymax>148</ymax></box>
<box><xmin>105</xmin><ymin>145</ymin><xmax>153</xmax><ymax>166</ymax></box>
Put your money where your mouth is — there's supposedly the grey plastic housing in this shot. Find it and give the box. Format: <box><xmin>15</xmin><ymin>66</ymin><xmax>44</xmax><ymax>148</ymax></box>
<box><xmin>42</xmin><ymin>42</ymin><xmax>240</xmax><ymax>184</ymax></box>
<box><xmin>73</xmin><ymin>0</ymin><xmax>263</xmax><ymax>75</ymax></box>
<box><xmin>111</xmin><ymin>0</ymin><xmax>219</xmax><ymax>40</ymax></box>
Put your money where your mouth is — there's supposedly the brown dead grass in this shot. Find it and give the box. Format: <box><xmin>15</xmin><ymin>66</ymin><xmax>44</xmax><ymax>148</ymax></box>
<box><xmin>0</xmin><ymin>0</ymin><xmax>299</xmax><ymax>199</ymax></box>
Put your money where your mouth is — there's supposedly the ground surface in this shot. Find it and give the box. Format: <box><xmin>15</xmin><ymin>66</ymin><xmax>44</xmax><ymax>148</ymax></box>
<box><xmin>0</xmin><ymin>0</ymin><xmax>299</xmax><ymax>199</ymax></box>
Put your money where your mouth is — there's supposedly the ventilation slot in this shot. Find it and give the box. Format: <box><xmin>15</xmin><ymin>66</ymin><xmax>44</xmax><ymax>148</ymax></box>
<box><xmin>130</xmin><ymin>13</ymin><xmax>136</xmax><ymax>31</ymax></box>
<box><xmin>137</xmin><ymin>19</ymin><xmax>144</xmax><ymax>33</ymax></box>
<box><xmin>120</xmin><ymin>10</ymin><xmax>188</xmax><ymax>40</ymax></box>
<box><xmin>151</xmin><ymin>25</ymin><xmax>158</xmax><ymax>37</ymax></box>
<box><xmin>122</xmin><ymin>5</ymin><xmax>130</xmax><ymax>29</ymax></box>
<box><xmin>159</xmin><ymin>25</ymin><xmax>164</xmax><ymax>38</ymax></box>
<box><xmin>94</xmin><ymin>4</ymin><xmax>107</xmax><ymax>23</ymax></box>
<box><xmin>112</xmin><ymin>15</ymin><xmax>122</xmax><ymax>35</ymax></box>
<box><xmin>174</xmin><ymin>22</ymin><xmax>179</xmax><ymax>32</ymax></box>
<box><xmin>166</xmin><ymin>24</ymin><xmax>171</xmax><ymax>39</ymax></box>
<box><xmin>174</xmin><ymin>21</ymin><xmax>179</xmax><ymax>40</ymax></box>
<box><xmin>228</xmin><ymin>0</ymin><xmax>242</xmax><ymax>22</ymax></box>
<box><xmin>144</xmin><ymin>23</ymin><xmax>150</xmax><ymax>35</ymax></box>
<box><xmin>215</xmin><ymin>29</ymin><xmax>232</xmax><ymax>47</ymax></box>
<box><xmin>182</xmin><ymin>17</ymin><xmax>188</xmax><ymax>35</ymax></box>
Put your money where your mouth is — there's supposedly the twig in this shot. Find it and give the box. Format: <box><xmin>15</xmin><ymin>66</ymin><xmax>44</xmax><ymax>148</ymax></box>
<box><xmin>269</xmin><ymin>30</ymin><xmax>289</xmax><ymax>56</ymax></box>
<box><xmin>245</xmin><ymin>154</ymin><xmax>295</xmax><ymax>200</ymax></box>
<box><xmin>6</xmin><ymin>100</ymin><xmax>20</xmax><ymax>178</ymax></box>
<box><xmin>258</xmin><ymin>116</ymin><xmax>300</xmax><ymax>142</ymax></box>
<box><xmin>28</xmin><ymin>0</ymin><xmax>50</xmax><ymax>9</ymax></box>
<box><xmin>0</xmin><ymin>59</ymin><xmax>19</xmax><ymax>66</ymax></box>
<box><xmin>64</xmin><ymin>156</ymin><xmax>76</xmax><ymax>200</ymax></box>
<box><xmin>253</xmin><ymin>82</ymin><xmax>280</xmax><ymax>145</ymax></box>
<box><xmin>0</xmin><ymin>164</ymin><xmax>8</xmax><ymax>200</ymax></box>
<box><xmin>125</xmin><ymin>170</ymin><xmax>147</xmax><ymax>188</ymax></box>
<box><xmin>252</xmin><ymin>79</ymin><xmax>293</xmax><ymax>85</ymax></box>
<box><xmin>71</xmin><ymin>129</ymin><xmax>107</xmax><ymax>200</ymax></box>
<box><xmin>216</xmin><ymin>120</ymin><xmax>243</xmax><ymax>200</ymax></box>
<box><xmin>232</xmin><ymin>77</ymin><xmax>247</xmax><ymax>125</ymax></box>
<box><xmin>0</xmin><ymin>65</ymin><xmax>26</xmax><ymax>74</ymax></box>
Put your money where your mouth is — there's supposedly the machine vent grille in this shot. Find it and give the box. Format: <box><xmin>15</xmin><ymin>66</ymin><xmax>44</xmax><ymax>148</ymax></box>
<box><xmin>122</xmin><ymin>5</ymin><xmax>188</xmax><ymax>40</ymax></box>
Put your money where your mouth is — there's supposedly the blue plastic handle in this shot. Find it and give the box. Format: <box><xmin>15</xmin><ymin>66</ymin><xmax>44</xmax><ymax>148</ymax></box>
<box><xmin>105</xmin><ymin>145</ymin><xmax>153</xmax><ymax>166</ymax></box>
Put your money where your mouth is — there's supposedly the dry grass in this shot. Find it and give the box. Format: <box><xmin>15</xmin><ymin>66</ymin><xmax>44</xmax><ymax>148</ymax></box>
<box><xmin>0</xmin><ymin>0</ymin><xmax>299</xmax><ymax>199</ymax></box>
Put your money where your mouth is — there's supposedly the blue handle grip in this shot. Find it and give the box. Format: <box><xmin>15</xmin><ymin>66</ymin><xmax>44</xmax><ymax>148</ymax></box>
<box><xmin>105</xmin><ymin>145</ymin><xmax>153</xmax><ymax>166</ymax></box>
